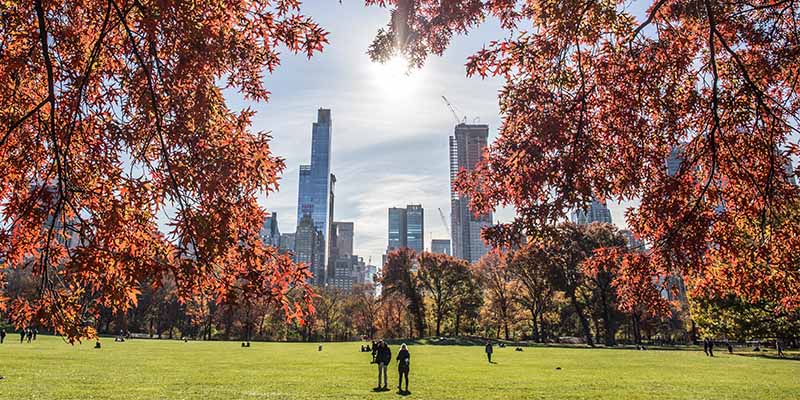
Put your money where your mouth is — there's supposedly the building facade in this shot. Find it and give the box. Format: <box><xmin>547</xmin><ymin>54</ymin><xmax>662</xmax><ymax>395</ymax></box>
<box><xmin>260</xmin><ymin>212</ymin><xmax>281</xmax><ymax>247</ymax></box>
<box><xmin>296</xmin><ymin>109</ymin><xmax>334</xmax><ymax>284</ymax></box>
<box><xmin>386</xmin><ymin>204</ymin><xmax>424</xmax><ymax>254</ymax></box>
<box><xmin>431</xmin><ymin>239</ymin><xmax>451</xmax><ymax>255</ymax></box>
<box><xmin>571</xmin><ymin>198</ymin><xmax>613</xmax><ymax>225</ymax></box>
<box><xmin>450</xmin><ymin>123</ymin><xmax>493</xmax><ymax>263</ymax></box>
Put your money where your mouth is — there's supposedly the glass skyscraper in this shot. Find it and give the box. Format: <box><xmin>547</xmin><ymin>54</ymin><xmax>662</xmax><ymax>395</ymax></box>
<box><xmin>450</xmin><ymin>123</ymin><xmax>492</xmax><ymax>263</ymax></box>
<box><xmin>386</xmin><ymin>205</ymin><xmax>424</xmax><ymax>254</ymax></box>
<box><xmin>405</xmin><ymin>205</ymin><xmax>424</xmax><ymax>253</ymax></box>
<box><xmin>296</xmin><ymin>109</ymin><xmax>333</xmax><ymax>284</ymax></box>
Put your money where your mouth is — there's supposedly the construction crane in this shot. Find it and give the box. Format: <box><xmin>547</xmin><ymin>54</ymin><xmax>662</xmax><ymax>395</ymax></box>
<box><xmin>441</xmin><ymin>96</ymin><xmax>466</xmax><ymax>125</ymax></box>
<box><xmin>438</xmin><ymin>207</ymin><xmax>451</xmax><ymax>239</ymax></box>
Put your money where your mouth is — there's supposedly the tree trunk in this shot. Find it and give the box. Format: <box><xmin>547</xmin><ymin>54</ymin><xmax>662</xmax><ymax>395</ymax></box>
<box><xmin>435</xmin><ymin>310</ymin><xmax>442</xmax><ymax>337</ymax></box>
<box><xmin>570</xmin><ymin>291</ymin><xmax>594</xmax><ymax>347</ymax></box>
<box><xmin>633</xmin><ymin>313</ymin><xmax>642</xmax><ymax>346</ymax></box>
<box><xmin>454</xmin><ymin>313</ymin><xmax>461</xmax><ymax>337</ymax></box>
<box><xmin>530</xmin><ymin>307</ymin><xmax>540</xmax><ymax>342</ymax></box>
<box><xmin>539</xmin><ymin>312</ymin><xmax>546</xmax><ymax>342</ymax></box>
<box><xmin>599</xmin><ymin>290</ymin><xmax>616</xmax><ymax>346</ymax></box>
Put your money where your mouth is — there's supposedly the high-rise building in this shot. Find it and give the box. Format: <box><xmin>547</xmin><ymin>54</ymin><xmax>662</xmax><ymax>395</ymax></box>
<box><xmin>296</xmin><ymin>109</ymin><xmax>334</xmax><ymax>284</ymax></box>
<box><xmin>260</xmin><ymin>212</ymin><xmax>281</xmax><ymax>247</ymax></box>
<box><xmin>450</xmin><ymin>123</ymin><xmax>493</xmax><ymax>263</ymax></box>
<box><xmin>386</xmin><ymin>205</ymin><xmax>424</xmax><ymax>253</ymax></box>
<box><xmin>387</xmin><ymin>207</ymin><xmax>407</xmax><ymax>252</ymax></box>
<box><xmin>294</xmin><ymin>214</ymin><xmax>325</xmax><ymax>285</ymax></box>
<box><xmin>571</xmin><ymin>198</ymin><xmax>613</xmax><ymax>225</ymax></box>
<box><xmin>278</xmin><ymin>233</ymin><xmax>295</xmax><ymax>254</ymax></box>
<box><xmin>328</xmin><ymin>221</ymin><xmax>354</xmax><ymax>282</ymax></box>
<box><xmin>619</xmin><ymin>229</ymin><xmax>645</xmax><ymax>251</ymax></box>
<box><xmin>405</xmin><ymin>205</ymin><xmax>424</xmax><ymax>253</ymax></box>
<box><xmin>431</xmin><ymin>239</ymin><xmax>451</xmax><ymax>255</ymax></box>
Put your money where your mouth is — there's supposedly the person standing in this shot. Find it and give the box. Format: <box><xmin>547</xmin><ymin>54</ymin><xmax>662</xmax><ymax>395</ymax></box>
<box><xmin>707</xmin><ymin>338</ymin><xmax>714</xmax><ymax>357</ymax></box>
<box><xmin>20</xmin><ymin>329</ymin><xmax>25</xmax><ymax>343</ymax></box>
<box><xmin>397</xmin><ymin>343</ymin><xmax>410</xmax><ymax>393</ymax></box>
<box><xmin>32</xmin><ymin>328</ymin><xmax>38</xmax><ymax>341</ymax></box>
<box><xmin>0</xmin><ymin>328</ymin><xmax>6</xmax><ymax>344</ymax></box>
<box><xmin>26</xmin><ymin>328</ymin><xmax>33</xmax><ymax>343</ymax></box>
<box><xmin>777</xmin><ymin>340</ymin><xmax>785</xmax><ymax>358</ymax></box>
<box><xmin>485</xmin><ymin>341</ymin><xmax>494</xmax><ymax>363</ymax></box>
<box><xmin>375</xmin><ymin>341</ymin><xmax>391</xmax><ymax>390</ymax></box>
<box><xmin>703</xmin><ymin>338</ymin><xmax>709</xmax><ymax>356</ymax></box>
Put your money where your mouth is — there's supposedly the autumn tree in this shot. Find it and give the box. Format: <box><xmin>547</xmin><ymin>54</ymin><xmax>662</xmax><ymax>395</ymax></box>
<box><xmin>1</xmin><ymin>0</ymin><xmax>327</xmax><ymax>340</ymax></box>
<box><xmin>612</xmin><ymin>252</ymin><xmax>672</xmax><ymax>345</ymax></box>
<box><xmin>367</xmin><ymin>0</ymin><xmax>800</xmax><ymax>324</ymax></box>
<box><xmin>380</xmin><ymin>248</ymin><xmax>425</xmax><ymax>337</ymax></box>
<box><xmin>473</xmin><ymin>251</ymin><xmax>518</xmax><ymax>340</ymax></box>
<box><xmin>346</xmin><ymin>283</ymin><xmax>379</xmax><ymax>339</ymax></box>
<box><xmin>452</xmin><ymin>267</ymin><xmax>483</xmax><ymax>337</ymax></box>
<box><xmin>417</xmin><ymin>252</ymin><xmax>471</xmax><ymax>336</ymax></box>
<box><xmin>507</xmin><ymin>242</ymin><xmax>556</xmax><ymax>342</ymax></box>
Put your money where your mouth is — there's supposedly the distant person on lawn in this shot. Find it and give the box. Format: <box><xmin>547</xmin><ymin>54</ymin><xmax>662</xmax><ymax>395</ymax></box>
<box><xmin>0</xmin><ymin>328</ymin><xmax>6</xmax><ymax>344</ymax></box>
<box><xmin>20</xmin><ymin>329</ymin><xmax>25</xmax><ymax>343</ymax></box>
<box><xmin>397</xmin><ymin>343</ymin><xmax>410</xmax><ymax>393</ymax></box>
<box><xmin>485</xmin><ymin>341</ymin><xmax>494</xmax><ymax>363</ymax></box>
<box><xmin>375</xmin><ymin>341</ymin><xmax>391</xmax><ymax>390</ymax></box>
<box><xmin>707</xmin><ymin>338</ymin><xmax>714</xmax><ymax>357</ymax></box>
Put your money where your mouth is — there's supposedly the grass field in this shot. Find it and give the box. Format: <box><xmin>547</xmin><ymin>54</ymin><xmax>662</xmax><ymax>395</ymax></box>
<box><xmin>0</xmin><ymin>336</ymin><xmax>798</xmax><ymax>399</ymax></box>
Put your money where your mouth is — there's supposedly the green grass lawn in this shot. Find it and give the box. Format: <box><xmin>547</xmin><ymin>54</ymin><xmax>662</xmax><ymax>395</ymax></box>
<box><xmin>0</xmin><ymin>335</ymin><xmax>798</xmax><ymax>399</ymax></box>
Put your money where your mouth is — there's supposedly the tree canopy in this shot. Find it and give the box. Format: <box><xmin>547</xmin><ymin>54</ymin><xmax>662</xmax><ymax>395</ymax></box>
<box><xmin>1</xmin><ymin>0</ymin><xmax>326</xmax><ymax>341</ymax></box>
<box><xmin>368</xmin><ymin>0</ymin><xmax>800</xmax><ymax>315</ymax></box>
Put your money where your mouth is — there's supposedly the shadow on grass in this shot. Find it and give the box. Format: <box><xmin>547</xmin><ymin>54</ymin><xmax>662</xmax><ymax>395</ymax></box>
<box><xmin>733</xmin><ymin>353</ymin><xmax>800</xmax><ymax>362</ymax></box>
<box><xmin>396</xmin><ymin>389</ymin><xmax>412</xmax><ymax>396</ymax></box>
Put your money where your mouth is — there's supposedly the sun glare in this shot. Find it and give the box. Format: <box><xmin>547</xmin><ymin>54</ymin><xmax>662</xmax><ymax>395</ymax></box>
<box><xmin>369</xmin><ymin>55</ymin><xmax>421</xmax><ymax>96</ymax></box>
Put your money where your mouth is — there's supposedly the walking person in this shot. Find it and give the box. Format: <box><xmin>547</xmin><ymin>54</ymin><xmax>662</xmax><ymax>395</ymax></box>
<box><xmin>777</xmin><ymin>340</ymin><xmax>785</xmax><ymax>358</ymax></box>
<box><xmin>375</xmin><ymin>341</ymin><xmax>391</xmax><ymax>391</ymax></box>
<box><xmin>26</xmin><ymin>328</ymin><xmax>33</xmax><ymax>343</ymax></box>
<box><xmin>20</xmin><ymin>329</ymin><xmax>25</xmax><ymax>343</ymax></box>
<box><xmin>0</xmin><ymin>328</ymin><xmax>6</xmax><ymax>344</ymax></box>
<box><xmin>485</xmin><ymin>341</ymin><xmax>494</xmax><ymax>363</ymax></box>
<box><xmin>397</xmin><ymin>343</ymin><xmax>410</xmax><ymax>393</ymax></box>
<box><xmin>703</xmin><ymin>338</ymin><xmax>709</xmax><ymax>356</ymax></box>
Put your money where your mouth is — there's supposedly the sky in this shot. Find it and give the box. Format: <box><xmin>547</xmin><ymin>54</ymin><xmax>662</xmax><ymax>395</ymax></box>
<box><xmin>226</xmin><ymin>2</ymin><xmax>645</xmax><ymax>265</ymax></box>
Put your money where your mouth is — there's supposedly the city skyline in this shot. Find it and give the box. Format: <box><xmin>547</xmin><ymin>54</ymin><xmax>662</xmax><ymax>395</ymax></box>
<box><xmin>234</xmin><ymin>2</ymin><xmax>639</xmax><ymax>265</ymax></box>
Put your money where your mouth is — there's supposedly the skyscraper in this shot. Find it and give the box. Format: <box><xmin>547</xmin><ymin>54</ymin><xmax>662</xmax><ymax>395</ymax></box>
<box><xmin>296</xmin><ymin>109</ymin><xmax>333</xmax><ymax>284</ymax></box>
<box><xmin>260</xmin><ymin>212</ymin><xmax>281</xmax><ymax>247</ymax></box>
<box><xmin>386</xmin><ymin>205</ymin><xmax>424</xmax><ymax>254</ymax></box>
<box><xmin>405</xmin><ymin>204</ymin><xmax>424</xmax><ymax>253</ymax></box>
<box><xmin>328</xmin><ymin>221</ymin><xmax>354</xmax><ymax>281</ymax></box>
<box><xmin>431</xmin><ymin>239</ymin><xmax>451</xmax><ymax>255</ymax></box>
<box><xmin>294</xmin><ymin>214</ymin><xmax>322</xmax><ymax>282</ymax></box>
<box><xmin>571</xmin><ymin>198</ymin><xmax>613</xmax><ymax>225</ymax></box>
<box><xmin>450</xmin><ymin>123</ymin><xmax>493</xmax><ymax>263</ymax></box>
<box><xmin>387</xmin><ymin>207</ymin><xmax>407</xmax><ymax>252</ymax></box>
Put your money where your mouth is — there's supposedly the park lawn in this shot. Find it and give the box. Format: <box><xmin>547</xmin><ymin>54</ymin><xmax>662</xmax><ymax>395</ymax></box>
<box><xmin>0</xmin><ymin>336</ymin><xmax>798</xmax><ymax>399</ymax></box>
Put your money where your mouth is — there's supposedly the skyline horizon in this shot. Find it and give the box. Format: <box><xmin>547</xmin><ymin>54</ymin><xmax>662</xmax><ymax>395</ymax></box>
<box><xmin>225</xmin><ymin>2</ymin><xmax>644</xmax><ymax>265</ymax></box>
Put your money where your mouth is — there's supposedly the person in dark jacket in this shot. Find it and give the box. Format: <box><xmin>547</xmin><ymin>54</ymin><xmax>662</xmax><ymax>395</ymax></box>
<box><xmin>485</xmin><ymin>341</ymin><xmax>494</xmax><ymax>363</ymax></box>
<box><xmin>396</xmin><ymin>343</ymin><xmax>410</xmax><ymax>393</ymax></box>
<box><xmin>0</xmin><ymin>328</ymin><xmax>6</xmax><ymax>344</ymax></box>
<box><xmin>375</xmin><ymin>341</ymin><xmax>391</xmax><ymax>390</ymax></box>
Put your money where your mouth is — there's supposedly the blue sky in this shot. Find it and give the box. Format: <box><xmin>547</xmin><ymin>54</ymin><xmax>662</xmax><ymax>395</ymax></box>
<box><xmin>227</xmin><ymin>2</ymin><xmax>644</xmax><ymax>264</ymax></box>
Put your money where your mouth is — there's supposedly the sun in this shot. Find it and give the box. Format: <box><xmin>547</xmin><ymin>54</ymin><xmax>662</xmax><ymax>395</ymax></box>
<box><xmin>369</xmin><ymin>55</ymin><xmax>421</xmax><ymax>96</ymax></box>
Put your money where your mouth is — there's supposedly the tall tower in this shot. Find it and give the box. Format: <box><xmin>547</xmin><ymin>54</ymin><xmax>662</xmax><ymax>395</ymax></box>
<box><xmin>387</xmin><ymin>207</ymin><xmax>407</xmax><ymax>252</ymax></box>
<box><xmin>296</xmin><ymin>109</ymin><xmax>333</xmax><ymax>284</ymax></box>
<box><xmin>450</xmin><ymin>123</ymin><xmax>492</xmax><ymax>263</ymax></box>
<box><xmin>571</xmin><ymin>198</ymin><xmax>613</xmax><ymax>225</ymax></box>
<box><xmin>386</xmin><ymin>204</ymin><xmax>424</xmax><ymax>254</ymax></box>
<box><xmin>405</xmin><ymin>204</ymin><xmax>424</xmax><ymax>253</ymax></box>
